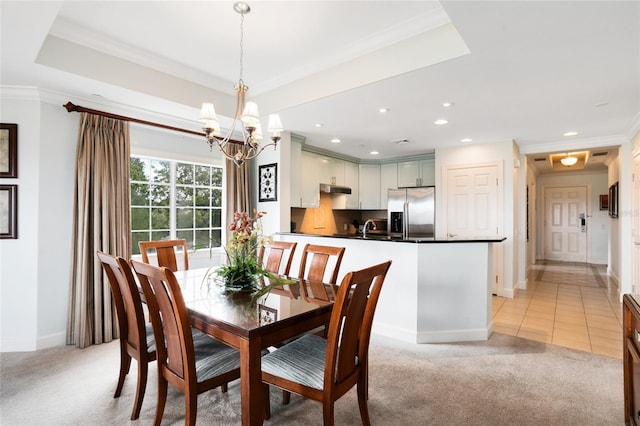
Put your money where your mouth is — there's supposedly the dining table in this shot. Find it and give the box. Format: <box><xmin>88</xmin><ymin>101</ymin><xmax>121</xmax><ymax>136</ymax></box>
<box><xmin>173</xmin><ymin>268</ymin><xmax>336</xmax><ymax>426</ymax></box>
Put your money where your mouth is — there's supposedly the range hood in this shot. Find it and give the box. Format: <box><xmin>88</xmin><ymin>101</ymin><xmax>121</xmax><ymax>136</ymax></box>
<box><xmin>319</xmin><ymin>183</ymin><xmax>352</xmax><ymax>195</ymax></box>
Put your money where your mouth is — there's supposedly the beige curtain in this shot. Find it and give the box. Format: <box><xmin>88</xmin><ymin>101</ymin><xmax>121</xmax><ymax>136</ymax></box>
<box><xmin>67</xmin><ymin>113</ymin><xmax>131</xmax><ymax>348</ymax></box>
<box><xmin>225</xmin><ymin>145</ymin><xmax>252</xmax><ymax>222</ymax></box>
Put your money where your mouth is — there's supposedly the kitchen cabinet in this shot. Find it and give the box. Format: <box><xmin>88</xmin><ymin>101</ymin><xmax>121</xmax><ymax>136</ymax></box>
<box><xmin>319</xmin><ymin>156</ymin><xmax>345</xmax><ymax>186</ymax></box>
<box><xmin>397</xmin><ymin>159</ymin><xmax>435</xmax><ymax>187</ymax></box>
<box><xmin>300</xmin><ymin>151</ymin><xmax>320</xmax><ymax>207</ymax></box>
<box><xmin>358</xmin><ymin>164</ymin><xmax>380</xmax><ymax>209</ymax></box>
<box><xmin>290</xmin><ymin>138</ymin><xmax>302</xmax><ymax>207</ymax></box>
<box><xmin>380</xmin><ymin>162</ymin><xmax>398</xmax><ymax>208</ymax></box>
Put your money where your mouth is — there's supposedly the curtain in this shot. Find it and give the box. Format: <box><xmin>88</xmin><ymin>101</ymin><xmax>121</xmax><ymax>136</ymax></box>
<box><xmin>225</xmin><ymin>145</ymin><xmax>251</xmax><ymax>222</ymax></box>
<box><xmin>67</xmin><ymin>113</ymin><xmax>131</xmax><ymax>348</ymax></box>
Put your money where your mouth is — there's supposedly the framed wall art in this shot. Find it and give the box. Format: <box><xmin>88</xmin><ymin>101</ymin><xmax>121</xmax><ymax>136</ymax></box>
<box><xmin>0</xmin><ymin>184</ymin><xmax>17</xmax><ymax>239</ymax></box>
<box><xmin>599</xmin><ymin>194</ymin><xmax>608</xmax><ymax>211</ymax></box>
<box><xmin>0</xmin><ymin>123</ymin><xmax>18</xmax><ymax>178</ymax></box>
<box><xmin>258</xmin><ymin>163</ymin><xmax>277</xmax><ymax>202</ymax></box>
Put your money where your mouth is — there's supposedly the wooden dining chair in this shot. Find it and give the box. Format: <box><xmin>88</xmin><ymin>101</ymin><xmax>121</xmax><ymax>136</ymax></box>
<box><xmin>261</xmin><ymin>260</ymin><xmax>392</xmax><ymax>426</ymax></box>
<box><xmin>96</xmin><ymin>251</ymin><xmax>156</xmax><ymax>420</ymax></box>
<box><xmin>130</xmin><ymin>260</ymin><xmax>241</xmax><ymax>426</ymax></box>
<box><xmin>139</xmin><ymin>239</ymin><xmax>189</xmax><ymax>272</ymax></box>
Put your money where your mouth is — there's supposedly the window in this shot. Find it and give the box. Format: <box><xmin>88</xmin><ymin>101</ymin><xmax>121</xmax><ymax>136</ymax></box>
<box><xmin>130</xmin><ymin>156</ymin><xmax>223</xmax><ymax>255</ymax></box>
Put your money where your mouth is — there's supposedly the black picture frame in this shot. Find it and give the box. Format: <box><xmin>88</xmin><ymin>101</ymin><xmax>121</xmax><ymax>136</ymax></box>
<box><xmin>258</xmin><ymin>163</ymin><xmax>277</xmax><ymax>202</ymax></box>
<box><xmin>608</xmin><ymin>182</ymin><xmax>618</xmax><ymax>218</ymax></box>
<box><xmin>599</xmin><ymin>194</ymin><xmax>608</xmax><ymax>211</ymax></box>
<box><xmin>0</xmin><ymin>184</ymin><xmax>18</xmax><ymax>239</ymax></box>
<box><xmin>0</xmin><ymin>123</ymin><xmax>18</xmax><ymax>178</ymax></box>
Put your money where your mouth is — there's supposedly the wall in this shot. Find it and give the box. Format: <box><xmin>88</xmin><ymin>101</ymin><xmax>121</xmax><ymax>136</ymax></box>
<box><xmin>536</xmin><ymin>170</ymin><xmax>609</xmax><ymax>265</ymax></box>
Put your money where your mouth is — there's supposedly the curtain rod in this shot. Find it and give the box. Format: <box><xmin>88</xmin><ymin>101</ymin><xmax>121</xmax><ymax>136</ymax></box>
<box><xmin>64</xmin><ymin>101</ymin><xmax>206</xmax><ymax>137</ymax></box>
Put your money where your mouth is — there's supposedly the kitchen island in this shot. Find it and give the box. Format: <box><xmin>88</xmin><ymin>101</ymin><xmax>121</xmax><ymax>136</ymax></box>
<box><xmin>276</xmin><ymin>233</ymin><xmax>506</xmax><ymax>344</ymax></box>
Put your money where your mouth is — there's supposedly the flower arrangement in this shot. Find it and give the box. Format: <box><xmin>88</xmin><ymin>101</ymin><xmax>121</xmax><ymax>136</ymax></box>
<box><xmin>216</xmin><ymin>210</ymin><xmax>292</xmax><ymax>296</ymax></box>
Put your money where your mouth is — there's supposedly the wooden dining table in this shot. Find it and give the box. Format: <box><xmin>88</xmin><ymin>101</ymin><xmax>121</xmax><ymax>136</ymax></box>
<box><xmin>173</xmin><ymin>268</ymin><xmax>335</xmax><ymax>426</ymax></box>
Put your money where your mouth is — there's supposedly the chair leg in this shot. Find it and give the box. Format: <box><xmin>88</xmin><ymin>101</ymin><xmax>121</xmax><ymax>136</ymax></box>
<box><xmin>263</xmin><ymin>383</ymin><xmax>271</xmax><ymax>420</ymax></box>
<box><xmin>154</xmin><ymin>377</ymin><xmax>168</xmax><ymax>426</ymax></box>
<box><xmin>130</xmin><ymin>359</ymin><xmax>148</xmax><ymax>420</ymax></box>
<box><xmin>282</xmin><ymin>390</ymin><xmax>291</xmax><ymax>405</ymax></box>
<box><xmin>115</xmin><ymin>349</ymin><xmax>132</xmax><ymax>398</ymax></box>
<box><xmin>322</xmin><ymin>400</ymin><xmax>335</xmax><ymax>426</ymax></box>
<box><xmin>357</xmin><ymin>377</ymin><xmax>371</xmax><ymax>426</ymax></box>
<box><xmin>185</xmin><ymin>388</ymin><xmax>197</xmax><ymax>426</ymax></box>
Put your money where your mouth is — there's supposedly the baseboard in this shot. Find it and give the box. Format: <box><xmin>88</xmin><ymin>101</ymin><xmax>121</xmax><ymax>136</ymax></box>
<box><xmin>416</xmin><ymin>327</ymin><xmax>491</xmax><ymax>343</ymax></box>
<box><xmin>37</xmin><ymin>331</ymin><xmax>66</xmax><ymax>350</ymax></box>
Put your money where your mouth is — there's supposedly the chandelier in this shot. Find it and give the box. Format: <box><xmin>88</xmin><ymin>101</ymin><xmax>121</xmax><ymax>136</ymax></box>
<box><xmin>199</xmin><ymin>2</ymin><xmax>284</xmax><ymax>167</ymax></box>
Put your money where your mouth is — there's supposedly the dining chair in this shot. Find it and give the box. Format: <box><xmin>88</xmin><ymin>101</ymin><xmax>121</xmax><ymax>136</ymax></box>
<box><xmin>261</xmin><ymin>260</ymin><xmax>392</xmax><ymax>426</ymax></box>
<box><xmin>130</xmin><ymin>260</ymin><xmax>241</xmax><ymax>426</ymax></box>
<box><xmin>138</xmin><ymin>239</ymin><xmax>189</xmax><ymax>272</ymax></box>
<box><xmin>96</xmin><ymin>251</ymin><xmax>156</xmax><ymax>420</ymax></box>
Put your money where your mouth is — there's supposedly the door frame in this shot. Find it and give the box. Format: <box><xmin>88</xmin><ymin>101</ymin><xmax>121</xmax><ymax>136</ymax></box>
<box><xmin>540</xmin><ymin>183</ymin><xmax>592</xmax><ymax>263</ymax></box>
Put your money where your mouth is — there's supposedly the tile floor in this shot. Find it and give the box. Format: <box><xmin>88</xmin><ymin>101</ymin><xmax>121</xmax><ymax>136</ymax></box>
<box><xmin>492</xmin><ymin>261</ymin><xmax>622</xmax><ymax>359</ymax></box>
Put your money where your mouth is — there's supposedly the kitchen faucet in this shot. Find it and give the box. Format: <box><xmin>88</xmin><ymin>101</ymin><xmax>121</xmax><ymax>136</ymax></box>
<box><xmin>362</xmin><ymin>219</ymin><xmax>377</xmax><ymax>238</ymax></box>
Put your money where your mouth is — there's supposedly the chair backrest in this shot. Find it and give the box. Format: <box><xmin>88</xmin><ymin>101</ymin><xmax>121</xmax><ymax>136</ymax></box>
<box><xmin>258</xmin><ymin>241</ymin><xmax>298</xmax><ymax>276</ymax></box>
<box><xmin>324</xmin><ymin>260</ymin><xmax>391</xmax><ymax>391</ymax></box>
<box><xmin>297</xmin><ymin>244</ymin><xmax>345</xmax><ymax>285</ymax></box>
<box><xmin>131</xmin><ymin>260</ymin><xmax>196</xmax><ymax>384</ymax></box>
<box><xmin>96</xmin><ymin>251</ymin><xmax>149</xmax><ymax>353</ymax></box>
<box><xmin>139</xmin><ymin>239</ymin><xmax>189</xmax><ymax>272</ymax></box>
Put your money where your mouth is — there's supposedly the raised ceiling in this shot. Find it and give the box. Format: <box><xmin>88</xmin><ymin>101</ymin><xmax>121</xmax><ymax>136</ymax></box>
<box><xmin>1</xmin><ymin>1</ymin><xmax>638</xmax><ymax>164</ymax></box>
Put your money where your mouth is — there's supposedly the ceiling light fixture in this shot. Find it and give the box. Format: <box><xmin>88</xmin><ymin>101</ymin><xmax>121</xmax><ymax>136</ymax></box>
<box><xmin>560</xmin><ymin>153</ymin><xmax>578</xmax><ymax>166</ymax></box>
<box><xmin>199</xmin><ymin>2</ymin><xmax>283</xmax><ymax>167</ymax></box>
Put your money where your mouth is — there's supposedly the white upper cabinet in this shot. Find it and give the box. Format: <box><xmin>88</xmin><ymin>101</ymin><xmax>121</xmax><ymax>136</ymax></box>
<box><xmin>300</xmin><ymin>151</ymin><xmax>320</xmax><ymax>208</ymax></box>
<box><xmin>358</xmin><ymin>164</ymin><xmax>380</xmax><ymax>209</ymax></box>
<box><xmin>397</xmin><ymin>159</ymin><xmax>435</xmax><ymax>187</ymax></box>
<box><xmin>319</xmin><ymin>156</ymin><xmax>345</xmax><ymax>186</ymax></box>
<box><xmin>380</xmin><ymin>162</ymin><xmax>398</xmax><ymax>208</ymax></box>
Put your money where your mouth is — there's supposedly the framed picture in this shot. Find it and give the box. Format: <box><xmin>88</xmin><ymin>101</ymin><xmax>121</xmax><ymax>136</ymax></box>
<box><xmin>0</xmin><ymin>184</ymin><xmax>17</xmax><ymax>239</ymax></box>
<box><xmin>0</xmin><ymin>123</ymin><xmax>18</xmax><ymax>178</ymax></box>
<box><xmin>599</xmin><ymin>194</ymin><xmax>608</xmax><ymax>211</ymax></box>
<box><xmin>609</xmin><ymin>182</ymin><xmax>618</xmax><ymax>219</ymax></box>
<box><xmin>258</xmin><ymin>163</ymin><xmax>277</xmax><ymax>202</ymax></box>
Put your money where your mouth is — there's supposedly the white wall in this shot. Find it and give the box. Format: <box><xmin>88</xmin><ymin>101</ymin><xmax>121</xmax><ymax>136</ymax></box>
<box><xmin>536</xmin><ymin>170</ymin><xmax>609</xmax><ymax>265</ymax></box>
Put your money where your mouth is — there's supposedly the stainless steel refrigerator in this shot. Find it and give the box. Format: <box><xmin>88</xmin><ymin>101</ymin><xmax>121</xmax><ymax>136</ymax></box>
<box><xmin>387</xmin><ymin>187</ymin><xmax>435</xmax><ymax>239</ymax></box>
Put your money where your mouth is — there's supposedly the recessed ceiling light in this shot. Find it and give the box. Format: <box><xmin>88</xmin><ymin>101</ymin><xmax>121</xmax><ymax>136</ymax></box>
<box><xmin>442</xmin><ymin>102</ymin><xmax>454</xmax><ymax>108</ymax></box>
<box><xmin>330</xmin><ymin>138</ymin><xmax>341</xmax><ymax>143</ymax></box>
<box><xmin>563</xmin><ymin>131</ymin><xmax>578</xmax><ymax>137</ymax></box>
<box><xmin>460</xmin><ymin>138</ymin><xmax>472</xmax><ymax>143</ymax></box>
<box><xmin>315</xmin><ymin>123</ymin><xmax>324</xmax><ymax>128</ymax></box>
<box><xmin>379</xmin><ymin>107</ymin><xmax>390</xmax><ymax>113</ymax></box>
<box><xmin>370</xmin><ymin>151</ymin><xmax>379</xmax><ymax>155</ymax></box>
<box><xmin>434</xmin><ymin>119</ymin><xmax>448</xmax><ymax>125</ymax></box>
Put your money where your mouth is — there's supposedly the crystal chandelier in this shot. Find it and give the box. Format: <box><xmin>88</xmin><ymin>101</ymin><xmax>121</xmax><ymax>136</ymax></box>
<box><xmin>199</xmin><ymin>2</ymin><xmax>284</xmax><ymax>167</ymax></box>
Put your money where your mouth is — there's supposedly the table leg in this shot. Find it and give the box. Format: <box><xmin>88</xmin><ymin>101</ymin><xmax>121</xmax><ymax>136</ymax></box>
<box><xmin>240</xmin><ymin>337</ymin><xmax>264</xmax><ymax>426</ymax></box>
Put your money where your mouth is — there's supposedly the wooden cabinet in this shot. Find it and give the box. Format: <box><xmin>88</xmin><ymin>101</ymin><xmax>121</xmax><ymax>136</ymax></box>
<box><xmin>380</xmin><ymin>162</ymin><xmax>398</xmax><ymax>208</ymax></box>
<box><xmin>358</xmin><ymin>164</ymin><xmax>380</xmax><ymax>209</ymax></box>
<box><xmin>397</xmin><ymin>159</ymin><xmax>435</xmax><ymax>187</ymax></box>
<box><xmin>625</xmin><ymin>294</ymin><xmax>640</xmax><ymax>425</ymax></box>
<box><xmin>300</xmin><ymin>151</ymin><xmax>320</xmax><ymax>208</ymax></box>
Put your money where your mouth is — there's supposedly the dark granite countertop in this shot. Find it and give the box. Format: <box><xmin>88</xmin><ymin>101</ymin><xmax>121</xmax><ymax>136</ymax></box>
<box><xmin>278</xmin><ymin>232</ymin><xmax>506</xmax><ymax>244</ymax></box>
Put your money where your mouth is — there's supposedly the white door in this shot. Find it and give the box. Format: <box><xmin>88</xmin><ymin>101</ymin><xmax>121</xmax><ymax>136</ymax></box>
<box><xmin>543</xmin><ymin>186</ymin><xmax>587</xmax><ymax>262</ymax></box>
<box><xmin>446</xmin><ymin>165</ymin><xmax>499</xmax><ymax>238</ymax></box>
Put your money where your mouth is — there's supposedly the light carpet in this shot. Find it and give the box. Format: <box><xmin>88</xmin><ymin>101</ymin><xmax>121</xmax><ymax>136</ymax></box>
<box><xmin>0</xmin><ymin>333</ymin><xmax>622</xmax><ymax>425</ymax></box>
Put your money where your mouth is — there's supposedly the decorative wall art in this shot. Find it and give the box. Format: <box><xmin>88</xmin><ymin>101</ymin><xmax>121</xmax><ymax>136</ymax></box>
<box><xmin>609</xmin><ymin>182</ymin><xmax>619</xmax><ymax>218</ymax></box>
<box><xmin>0</xmin><ymin>184</ymin><xmax>17</xmax><ymax>239</ymax></box>
<box><xmin>599</xmin><ymin>194</ymin><xmax>609</xmax><ymax>211</ymax></box>
<box><xmin>258</xmin><ymin>163</ymin><xmax>277</xmax><ymax>202</ymax></box>
<box><xmin>0</xmin><ymin>123</ymin><xmax>18</xmax><ymax>178</ymax></box>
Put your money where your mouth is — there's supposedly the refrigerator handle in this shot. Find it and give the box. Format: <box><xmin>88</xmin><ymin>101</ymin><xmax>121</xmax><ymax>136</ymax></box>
<box><xmin>403</xmin><ymin>202</ymin><xmax>408</xmax><ymax>239</ymax></box>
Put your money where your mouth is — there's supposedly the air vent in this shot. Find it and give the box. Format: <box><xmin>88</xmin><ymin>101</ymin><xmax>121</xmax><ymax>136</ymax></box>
<box><xmin>534</xmin><ymin>157</ymin><xmax>546</xmax><ymax>162</ymax></box>
<box><xmin>390</xmin><ymin>138</ymin><xmax>411</xmax><ymax>145</ymax></box>
<box><xmin>592</xmin><ymin>152</ymin><xmax>607</xmax><ymax>157</ymax></box>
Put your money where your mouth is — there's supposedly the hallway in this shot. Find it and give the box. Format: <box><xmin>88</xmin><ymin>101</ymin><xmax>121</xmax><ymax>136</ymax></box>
<box><xmin>492</xmin><ymin>261</ymin><xmax>622</xmax><ymax>359</ymax></box>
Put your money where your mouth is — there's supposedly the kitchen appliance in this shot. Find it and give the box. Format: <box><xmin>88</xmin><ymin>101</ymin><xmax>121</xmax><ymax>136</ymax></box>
<box><xmin>388</xmin><ymin>187</ymin><xmax>435</xmax><ymax>239</ymax></box>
